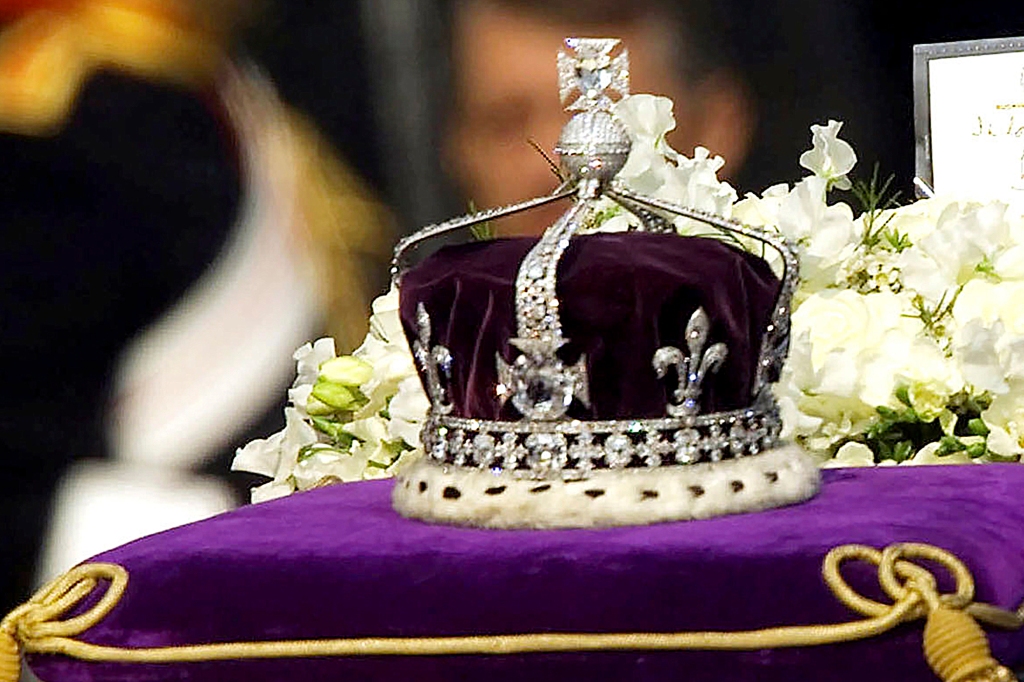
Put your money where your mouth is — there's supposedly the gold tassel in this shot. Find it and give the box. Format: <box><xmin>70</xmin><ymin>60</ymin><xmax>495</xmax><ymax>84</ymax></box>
<box><xmin>923</xmin><ymin>606</ymin><xmax>1015</xmax><ymax>682</ymax></box>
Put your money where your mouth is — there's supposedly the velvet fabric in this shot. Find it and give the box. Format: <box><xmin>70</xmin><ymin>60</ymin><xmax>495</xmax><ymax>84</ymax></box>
<box><xmin>399</xmin><ymin>233</ymin><xmax>780</xmax><ymax>420</ymax></box>
<box><xmin>28</xmin><ymin>465</ymin><xmax>1024</xmax><ymax>682</ymax></box>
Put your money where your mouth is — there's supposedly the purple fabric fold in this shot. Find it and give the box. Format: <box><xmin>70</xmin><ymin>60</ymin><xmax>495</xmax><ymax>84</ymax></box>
<box><xmin>399</xmin><ymin>233</ymin><xmax>780</xmax><ymax>420</ymax></box>
<box><xmin>28</xmin><ymin>465</ymin><xmax>1024</xmax><ymax>682</ymax></box>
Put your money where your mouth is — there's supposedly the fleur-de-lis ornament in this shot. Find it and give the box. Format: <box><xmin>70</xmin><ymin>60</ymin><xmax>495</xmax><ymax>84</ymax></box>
<box><xmin>653</xmin><ymin>307</ymin><xmax>728</xmax><ymax>418</ymax></box>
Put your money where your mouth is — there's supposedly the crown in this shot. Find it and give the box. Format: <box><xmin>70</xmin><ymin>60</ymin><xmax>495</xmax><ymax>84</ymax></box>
<box><xmin>391</xmin><ymin>38</ymin><xmax>818</xmax><ymax>528</ymax></box>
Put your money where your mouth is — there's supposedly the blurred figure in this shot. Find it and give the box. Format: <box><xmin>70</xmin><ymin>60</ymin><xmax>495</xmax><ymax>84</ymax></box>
<box><xmin>443</xmin><ymin>0</ymin><xmax>754</xmax><ymax>236</ymax></box>
<box><xmin>0</xmin><ymin>0</ymin><xmax>391</xmax><ymax>610</ymax></box>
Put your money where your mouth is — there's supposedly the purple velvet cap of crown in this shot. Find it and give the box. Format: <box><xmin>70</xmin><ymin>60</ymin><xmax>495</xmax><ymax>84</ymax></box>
<box><xmin>398</xmin><ymin>232</ymin><xmax>781</xmax><ymax>420</ymax></box>
<box><xmin>25</xmin><ymin>466</ymin><xmax>1024</xmax><ymax>682</ymax></box>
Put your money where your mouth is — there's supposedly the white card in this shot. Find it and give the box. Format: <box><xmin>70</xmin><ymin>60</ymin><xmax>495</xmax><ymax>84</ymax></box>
<box><xmin>915</xmin><ymin>38</ymin><xmax>1024</xmax><ymax>203</ymax></box>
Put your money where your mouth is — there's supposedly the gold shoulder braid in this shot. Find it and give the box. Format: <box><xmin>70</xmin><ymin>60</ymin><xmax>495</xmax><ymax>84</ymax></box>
<box><xmin>1</xmin><ymin>544</ymin><xmax>1020</xmax><ymax>682</ymax></box>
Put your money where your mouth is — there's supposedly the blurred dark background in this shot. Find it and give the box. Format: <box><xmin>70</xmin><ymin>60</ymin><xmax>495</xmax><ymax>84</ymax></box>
<box><xmin>2</xmin><ymin>0</ymin><xmax>1023</xmax><ymax>615</ymax></box>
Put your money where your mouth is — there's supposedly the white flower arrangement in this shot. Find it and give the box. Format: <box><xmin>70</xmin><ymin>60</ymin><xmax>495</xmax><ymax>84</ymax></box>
<box><xmin>231</xmin><ymin>288</ymin><xmax>427</xmax><ymax>502</ymax></box>
<box><xmin>234</xmin><ymin>93</ymin><xmax>1024</xmax><ymax>501</ymax></box>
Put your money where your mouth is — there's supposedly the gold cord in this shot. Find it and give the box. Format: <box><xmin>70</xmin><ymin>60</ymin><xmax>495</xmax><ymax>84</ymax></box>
<box><xmin>1</xmin><ymin>544</ymin><xmax>1019</xmax><ymax>682</ymax></box>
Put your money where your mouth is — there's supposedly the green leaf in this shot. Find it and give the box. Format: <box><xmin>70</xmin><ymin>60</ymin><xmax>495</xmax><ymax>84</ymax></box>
<box><xmin>851</xmin><ymin>163</ymin><xmax>901</xmax><ymax>240</ymax></box>
<box><xmin>895</xmin><ymin>385</ymin><xmax>911</xmax><ymax>407</ymax></box>
<box><xmin>382</xmin><ymin>437</ymin><xmax>413</xmax><ymax>456</ymax></box>
<box><xmin>309</xmin><ymin>416</ymin><xmax>358</xmax><ymax>448</ymax></box>
<box><xmin>467</xmin><ymin>200</ymin><xmax>495</xmax><ymax>241</ymax></box>
<box><xmin>876</xmin><ymin>405</ymin><xmax>900</xmax><ymax>420</ymax></box>
<box><xmin>892</xmin><ymin>440</ymin><xmax>913</xmax><ymax>462</ymax></box>
<box><xmin>936</xmin><ymin>435</ymin><xmax>966</xmax><ymax>456</ymax></box>
<box><xmin>965</xmin><ymin>442</ymin><xmax>987</xmax><ymax>458</ymax></box>
<box><xmin>968</xmin><ymin>418</ymin><xmax>990</xmax><ymax>437</ymax></box>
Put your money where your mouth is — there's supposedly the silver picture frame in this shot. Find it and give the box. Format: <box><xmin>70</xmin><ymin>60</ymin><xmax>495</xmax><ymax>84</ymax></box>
<box><xmin>913</xmin><ymin>36</ymin><xmax>1024</xmax><ymax>196</ymax></box>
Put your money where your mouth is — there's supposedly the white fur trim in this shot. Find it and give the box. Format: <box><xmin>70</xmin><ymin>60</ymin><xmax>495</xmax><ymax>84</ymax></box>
<box><xmin>393</xmin><ymin>445</ymin><xmax>820</xmax><ymax>529</ymax></box>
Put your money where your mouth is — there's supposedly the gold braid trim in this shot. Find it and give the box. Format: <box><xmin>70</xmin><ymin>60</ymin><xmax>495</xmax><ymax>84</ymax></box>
<box><xmin>1</xmin><ymin>544</ymin><xmax>1020</xmax><ymax>682</ymax></box>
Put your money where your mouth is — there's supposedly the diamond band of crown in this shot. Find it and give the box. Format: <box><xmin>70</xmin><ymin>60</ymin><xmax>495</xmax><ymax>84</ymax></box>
<box><xmin>392</xmin><ymin>38</ymin><xmax>800</xmax><ymax>481</ymax></box>
<box><xmin>420</xmin><ymin>398</ymin><xmax>782</xmax><ymax>481</ymax></box>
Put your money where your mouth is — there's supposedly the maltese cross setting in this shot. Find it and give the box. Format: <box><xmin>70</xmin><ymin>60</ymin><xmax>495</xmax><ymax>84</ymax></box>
<box><xmin>557</xmin><ymin>38</ymin><xmax>629</xmax><ymax>111</ymax></box>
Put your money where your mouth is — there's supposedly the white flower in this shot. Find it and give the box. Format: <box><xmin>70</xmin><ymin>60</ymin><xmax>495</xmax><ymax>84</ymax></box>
<box><xmin>292</xmin><ymin>448</ymin><xmax>368</xmax><ymax>489</ymax></box>
<box><xmin>955</xmin><ymin>319</ymin><xmax>1010</xmax><ymax>394</ymax></box>
<box><xmin>293</xmin><ymin>338</ymin><xmax>336</xmax><ymax>390</ymax></box>
<box><xmin>612</xmin><ymin>95</ymin><xmax>738</xmax><ymax>230</ymax></box>
<box><xmin>799</xmin><ymin>120</ymin><xmax>857</xmax><ymax>190</ymax></box>
<box><xmin>367</xmin><ymin>285</ymin><xmax>405</xmax><ymax>343</ymax></box>
<box><xmin>388</xmin><ymin>375</ymin><xmax>429</xmax><ymax>447</ymax></box>
<box><xmin>614</xmin><ymin>94</ymin><xmax>676</xmax><ymax>146</ymax></box>
<box><xmin>982</xmin><ymin>384</ymin><xmax>1024</xmax><ymax>459</ymax></box>
<box><xmin>661</xmin><ymin>147</ymin><xmax>738</xmax><ymax>221</ymax></box>
<box><xmin>250</xmin><ymin>481</ymin><xmax>294</xmax><ymax>504</ymax></box>
<box><xmin>822</xmin><ymin>441</ymin><xmax>874</xmax><ymax>468</ymax></box>
<box><xmin>792</xmin><ymin>290</ymin><xmax>913</xmax><ymax>373</ymax></box>
<box><xmin>899</xmin><ymin>201</ymin><xmax>1010</xmax><ymax>306</ymax></box>
<box><xmin>232</xmin><ymin>407</ymin><xmax>319</xmax><ymax>501</ymax></box>
<box><xmin>288</xmin><ymin>338</ymin><xmax>336</xmax><ymax>414</ymax></box>
<box><xmin>732</xmin><ymin>183</ymin><xmax>789</xmax><ymax>228</ymax></box>
<box><xmin>777</xmin><ymin>177</ymin><xmax>859</xmax><ymax>292</ymax></box>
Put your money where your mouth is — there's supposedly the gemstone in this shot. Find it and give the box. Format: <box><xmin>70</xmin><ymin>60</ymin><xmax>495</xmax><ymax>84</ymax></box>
<box><xmin>707</xmin><ymin>424</ymin><xmax>728</xmax><ymax>462</ymax></box>
<box><xmin>430</xmin><ymin>436</ymin><xmax>447</xmax><ymax>462</ymax></box>
<box><xmin>525</xmin><ymin>433</ymin><xmax>568</xmax><ymax>475</ymax></box>
<box><xmin>577</xmin><ymin>65</ymin><xmax>612</xmax><ymax>97</ymax></box>
<box><xmin>636</xmin><ymin>443</ymin><xmax>661</xmax><ymax>468</ymax></box>
<box><xmin>604</xmin><ymin>433</ymin><xmax>632</xmax><ymax>468</ymax></box>
<box><xmin>510</xmin><ymin>359</ymin><xmax>575</xmax><ymax>420</ymax></box>
<box><xmin>673</xmin><ymin>429</ymin><xmax>700</xmax><ymax>464</ymax></box>
<box><xmin>473</xmin><ymin>434</ymin><xmax>496</xmax><ymax>467</ymax></box>
<box><xmin>728</xmin><ymin>423</ymin><xmax>750</xmax><ymax>456</ymax></box>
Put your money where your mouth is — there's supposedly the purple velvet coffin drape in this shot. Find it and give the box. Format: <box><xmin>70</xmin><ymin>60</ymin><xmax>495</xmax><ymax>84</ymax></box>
<box><xmin>398</xmin><ymin>233</ymin><xmax>781</xmax><ymax>420</ymax></box>
<box><xmin>28</xmin><ymin>465</ymin><xmax>1024</xmax><ymax>682</ymax></box>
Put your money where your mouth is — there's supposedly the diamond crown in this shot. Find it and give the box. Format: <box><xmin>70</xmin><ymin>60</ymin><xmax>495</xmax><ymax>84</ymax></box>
<box><xmin>392</xmin><ymin>38</ymin><xmax>798</xmax><ymax>481</ymax></box>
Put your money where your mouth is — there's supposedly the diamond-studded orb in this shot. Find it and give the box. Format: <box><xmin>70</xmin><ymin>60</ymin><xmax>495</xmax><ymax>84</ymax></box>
<box><xmin>555</xmin><ymin>110</ymin><xmax>631</xmax><ymax>183</ymax></box>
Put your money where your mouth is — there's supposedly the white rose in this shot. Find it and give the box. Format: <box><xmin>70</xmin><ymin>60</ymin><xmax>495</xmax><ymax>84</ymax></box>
<box><xmin>873</xmin><ymin>197</ymin><xmax>951</xmax><ymax>245</ymax></box>
<box><xmin>792</xmin><ymin>290</ymin><xmax>910</xmax><ymax>371</ymax></box>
